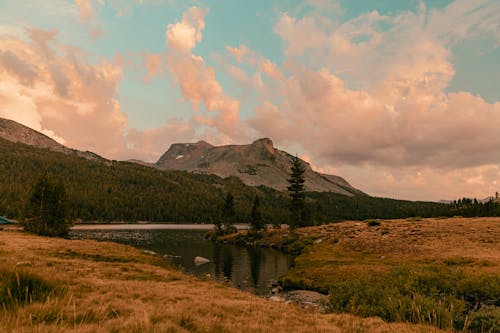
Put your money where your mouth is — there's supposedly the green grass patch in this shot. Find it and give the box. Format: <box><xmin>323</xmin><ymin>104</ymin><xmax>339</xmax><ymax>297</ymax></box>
<box><xmin>0</xmin><ymin>268</ymin><xmax>62</xmax><ymax>311</ymax></box>
<box><xmin>326</xmin><ymin>265</ymin><xmax>500</xmax><ymax>331</ymax></box>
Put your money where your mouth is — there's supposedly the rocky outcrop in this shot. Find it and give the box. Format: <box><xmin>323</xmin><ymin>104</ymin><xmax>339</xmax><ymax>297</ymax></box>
<box><xmin>155</xmin><ymin>138</ymin><xmax>363</xmax><ymax>195</ymax></box>
<box><xmin>0</xmin><ymin>118</ymin><xmax>102</xmax><ymax>161</ymax></box>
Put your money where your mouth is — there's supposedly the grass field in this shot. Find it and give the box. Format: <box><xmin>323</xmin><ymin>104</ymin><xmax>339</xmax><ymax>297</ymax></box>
<box><xmin>0</xmin><ymin>230</ymin><xmax>450</xmax><ymax>333</ymax></box>
<box><xmin>279</xmin><ymin>217</ymin><xmax>500</xmax><ymax>332</ymax></box>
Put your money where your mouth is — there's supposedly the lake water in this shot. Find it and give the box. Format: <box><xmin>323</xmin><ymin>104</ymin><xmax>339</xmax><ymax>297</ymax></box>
<box><xmin>70</xmin><ymin>225</ymin><xmax>293</xmax><ymax>295</ymax></box>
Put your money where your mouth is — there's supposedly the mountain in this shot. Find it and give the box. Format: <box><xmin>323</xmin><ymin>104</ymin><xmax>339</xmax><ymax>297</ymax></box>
<box><xmin>155</xmin><ymin>138</ymin><xmax>363</xmax><ymax>196</ymax></box>
<box><xmin>0</xmin><ymin>118</ymin><xmax>460</xmax><ymax>223</ymax></box>
<box><xmin>0</xmin><ymin>118</ymin><xmax>102</xmax><ymax>161</ymax></box>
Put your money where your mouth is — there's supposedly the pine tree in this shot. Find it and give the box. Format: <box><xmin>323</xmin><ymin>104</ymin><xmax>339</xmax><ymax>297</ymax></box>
<box><xmin>250</xmin><ymin>196</ymin><xmax>265</xmax><ymax>233</ymax></box>
<box><xmin>287</xmin><ymin>155</ymin><xmax>306</xmax><ymax>228</ymax></box>
<box><xmin>223</xmin><ymin>192</ymin><xmax>236</xmax><ymax>233</ymax></box>
<box><xmin>23</xmin><ymin>174</ymin><xmax>71</xmax><ymax>237</ymax></box>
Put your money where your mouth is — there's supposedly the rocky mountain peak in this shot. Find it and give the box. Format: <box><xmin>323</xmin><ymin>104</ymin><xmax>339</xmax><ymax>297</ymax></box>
<box><xmin>251</xmin><ymin>138</ymin><xmax>275</xmax><ymax>154</ymax></box>
<box><xmin>154</xmin><ymin>138</ymin><xmax>363</xmax><ymax>195</ymax></box>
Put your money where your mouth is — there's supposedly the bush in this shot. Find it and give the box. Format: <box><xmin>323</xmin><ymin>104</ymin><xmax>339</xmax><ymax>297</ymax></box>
<box><xmin>22</xmin><ymin>174</ymin><xmax>72</xmax><ymax>237</ymax></box>
<box><xmin>365</xmin><ymin>219</ymin><xmax>381</xmax><ymax>227</ymax></box>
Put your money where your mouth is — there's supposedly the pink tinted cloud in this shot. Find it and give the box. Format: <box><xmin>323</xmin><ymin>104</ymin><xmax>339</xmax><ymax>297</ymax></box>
<box><xmin>165</xmin><ymin>7</ymin><xmax>247</xmax><ymax>141</ymax></box>
<box><xmin>0</xmin><ymin>28</ymin><xmax>128</xmax><ymax>158</ymax></box>
<box><xmin>75</xmin><ymin>0</ymin><xmax>95</xmax><ymax>21</ymax></box>
<box><xmin>226</xmin><ymin>44</ymin><xmax>253</xmax><ymax>63</ymax></box>
<box><xmin>126</xmin><ymin>118</ymin><xmax>197</xmax><ymax>162</ymax></box>
<box><xmin>259</xmin><ymin>58</ymin><xmax>284</xmax><ymax>80</ymax></box>
<box><xmin>144</xmin><ymin>53</ymin><xmax>163</xmax><ymax>81</ymax></box>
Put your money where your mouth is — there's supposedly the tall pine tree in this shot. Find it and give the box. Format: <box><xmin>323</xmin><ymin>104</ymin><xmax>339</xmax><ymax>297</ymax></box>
<box><xmin>250</xmin><ymin>195</ymin><xmax>265</xmax><ymax>233</ymax></box>
<box><xmin>223</xmin><ymin>192</ymin><xmax>237</xmax><ymax>233</ymax></box>
<box><xmin>287</xmin><ymin>155</ymin><xmax>306</xmax><ymax>228</ymax></box>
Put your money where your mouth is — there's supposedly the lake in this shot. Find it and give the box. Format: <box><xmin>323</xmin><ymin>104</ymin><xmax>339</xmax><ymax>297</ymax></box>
<box><xmin>70</xmin><ymin>225</ymin><xmax>293</xmax><ymax>295</ymax></box>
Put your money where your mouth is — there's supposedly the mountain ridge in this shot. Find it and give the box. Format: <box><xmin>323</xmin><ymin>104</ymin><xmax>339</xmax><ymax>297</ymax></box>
<box><xmin>154</xmin><ymin>137</ymin><xmax>363</xmax><ymax>195</ymax></box>
<box><xmin>0</xmin><ymin>118</ymin><xmax>102</xmax><ymax>161</ymax></box>
<box><xmin>0</xmin><ymin>117</ymin><xmax>362</xmax><ymax>195</ymax></box>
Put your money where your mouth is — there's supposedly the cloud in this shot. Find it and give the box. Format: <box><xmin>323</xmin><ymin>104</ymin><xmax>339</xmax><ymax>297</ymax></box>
<box><xmin>75</xmin><ymin>0</ymin><xmax>104</xmax><ymax>41</ymax></box>
<box><xmin>75</xmin><ymin>0</ymin><xmax>95</xmax><ymax>21</ymax></box>
<box><xmin>166</xmin><ymin>7</ymin><xmax>208</xmax><ymax>53</ymax></box>
<box><xmin>259</xmin><ymin>58</ymin><xmax>283</xmax><ymax>80</ymax></box>
<box><xmin>144</xmin><ymin>53</ymin><xmax>163</xmax><ymax>81</ymax></box>
<box><xmin>226</xmin><ymin>44</ymin><xmax>253</xmax><ymax>63</ymax></box>
<box><xmin>0</xmin><ymin>28</ymin><xmax>128</xmax><ymax>158</ymax></box>
<box><xmin>126</xmin><ymin>118</ymin><xmax>197</xmax><ymax>162</ymax></box>
<box><xmin>165</xmin><ymin>7</ymin><xmax>247</xmax><ymax>141</ymax></box>
<box><xmin>247</xmin><ymin>1</ymin><xmax>500</xmax><ymax>200</ymax></box>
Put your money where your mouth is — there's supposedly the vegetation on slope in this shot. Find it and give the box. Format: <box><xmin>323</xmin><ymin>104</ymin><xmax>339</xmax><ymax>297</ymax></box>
<box><xmin>1</xmin><ymin>138</ymin><xmax>498</xmax><ymax>224</ymax></box>
<box><xmin>0</xmin><ymin>231</ymin><xmax>447</xmax><ymax>333</ymax></box>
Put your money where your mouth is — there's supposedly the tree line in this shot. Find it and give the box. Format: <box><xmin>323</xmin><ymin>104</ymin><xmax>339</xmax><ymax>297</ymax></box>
<box><xmin>1</xmin><ymin>138</ymin><xmax>499</xmax><ymax>233</ymax></box>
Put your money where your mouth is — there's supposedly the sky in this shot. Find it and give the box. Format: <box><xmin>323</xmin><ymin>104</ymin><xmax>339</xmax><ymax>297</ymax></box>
<box><xmin>0</xmin><ymin>0</ymin><xmax>499</xmax><ymax>201</ymax></box>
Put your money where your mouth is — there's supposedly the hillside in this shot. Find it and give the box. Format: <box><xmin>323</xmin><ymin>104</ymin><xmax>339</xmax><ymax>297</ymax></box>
<box><xmin>0</xmin><ymin>118</ymin><xmax>101</xmax><ymax>161</ymax></box>
<box><xmin>155</xmin><ymin>138</ymin><xmax>363</xmax><ymax>195</ymax></box>
<box><xmin>0</xmin><ymin>136</ymin><xmax>461</xmax><ymax>223</ymax></box>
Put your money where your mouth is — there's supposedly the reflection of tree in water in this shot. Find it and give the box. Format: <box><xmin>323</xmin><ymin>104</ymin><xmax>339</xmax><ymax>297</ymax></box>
<box><xmin>222</xmin><ymin>247</ymin><xmax>233</xmax><ymax>280</ymax></box>
<box><xmin>213</xmin><ymin>243</ymin><xmax>233</xmax><ymax>280</ymax></box>
<box><xmin>247</xmin><ymin>247</ymin><xmax>263</xmax><ymax>290</ymax></box>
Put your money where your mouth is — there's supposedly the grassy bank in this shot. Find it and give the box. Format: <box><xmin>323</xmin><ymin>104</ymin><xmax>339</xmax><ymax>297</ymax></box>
<box><xmin>0</xmin><ymin>231</ymin><xmax>448</xmax><ymax>332</ymax></box>
<box><xmin>273</xmin><ymin>217</ymin><xmax>500</xmax><ymax>332</ymax></box>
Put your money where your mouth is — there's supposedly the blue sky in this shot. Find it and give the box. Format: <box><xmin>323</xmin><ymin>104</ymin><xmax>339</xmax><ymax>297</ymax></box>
<box><xmin>0</xmin><ymin>0</ymin><xmax>499</xmax><ymax>201</ymax></box>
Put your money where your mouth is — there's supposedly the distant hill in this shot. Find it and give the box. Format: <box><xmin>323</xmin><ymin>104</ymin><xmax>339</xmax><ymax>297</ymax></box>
<box><xmin>0</xmin><ymin>117</ymin><xmax>469</xmax><ymax>223</ymax></box>
<box><xmin>0</xmin><ymin>118</ymin><xmax>102</xmax><ymax>161</ymax></box>
<box><xmin>154</xmin><ymin>138</ymin><xmax>363</xmax><ymax>196</ymax></box>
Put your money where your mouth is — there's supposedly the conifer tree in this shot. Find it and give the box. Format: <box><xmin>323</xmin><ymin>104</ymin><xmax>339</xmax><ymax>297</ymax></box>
<box><xmin>250</xmin><ymin>196</ymin><xmax>265</xmax><ymax>233</ymax></box>
<box><xmin>23</xmin><ymin>174</ymin><xmax>71</xmax><ymax>237</ymax></box>
<box><xmin>223</xmin><ymin>192</ymin><xmax>236</xmax><ymax>233</ymax></box>
<box><xmin>287</xmin><ymin>155</ymin><xmax>306</xmax><ymax>228</ymax></box>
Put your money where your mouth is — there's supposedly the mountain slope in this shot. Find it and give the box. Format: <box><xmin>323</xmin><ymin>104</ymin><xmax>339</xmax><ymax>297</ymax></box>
<box><xmin>155</xmin><ymin>138</ymin><xmax>363</xmax><ymax>196</ymax></box>
<box><xmin>0</xmin><ymin>118</ymin><xmax>101</xmax><ymax>161</ymax></box>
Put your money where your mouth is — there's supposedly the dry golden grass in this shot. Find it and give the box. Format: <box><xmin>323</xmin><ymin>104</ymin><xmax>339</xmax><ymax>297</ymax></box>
<box><xmin>0</xmin><ymin>230</ymin><xmax>447</xmax><ymax>333</ymax></box>
<box><xmin>282</xmin><ymin>217</ymin><xmax>500</xmax><ymax>289</ymax></box>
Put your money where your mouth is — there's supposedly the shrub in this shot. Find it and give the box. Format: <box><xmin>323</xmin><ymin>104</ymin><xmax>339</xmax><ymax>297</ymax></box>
<box><xmin>365</xmin><ymin>219</ymin><xmax>381</xmax><ymax>227</ymax></box>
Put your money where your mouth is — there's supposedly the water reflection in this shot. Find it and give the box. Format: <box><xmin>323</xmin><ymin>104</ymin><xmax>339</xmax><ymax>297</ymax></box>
<box><xmin>70</xmin><ymin>228</ymin><xmax>292</xmax><ymax>295</ymax></box>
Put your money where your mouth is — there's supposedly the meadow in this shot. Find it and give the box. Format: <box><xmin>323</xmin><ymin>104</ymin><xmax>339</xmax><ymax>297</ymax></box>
<box><xmin>278</xmin><ymin>217</ymin><xmax>500</xmax><ymax>332</ymax></box>
<box><xmin>0</xmin><ymin>229</ymin><xmax>448</xmax><ymax>333</ymax></box>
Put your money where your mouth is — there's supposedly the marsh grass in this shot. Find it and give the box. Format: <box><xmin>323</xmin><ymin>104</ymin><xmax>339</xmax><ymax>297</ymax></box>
<box><xmin>0</xmin><ymin>268</ymin><xmax>62</xmax><ymax>311</ymax></box>
<box><xmin>326</xmin><ymin>264</ymin><xmax>500</xmax><ymax>330</ymax></box>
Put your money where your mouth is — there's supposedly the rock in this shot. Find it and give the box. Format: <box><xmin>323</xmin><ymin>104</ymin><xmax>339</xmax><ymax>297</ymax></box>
<box><xmin>286</xmin><ymin>290</ymin><xmax>328</xmax><ymax>305</ymax></box>
<box><xmin>16</xmin><ymin>261</ymin><xmax>32</xmax><ymax>267</ymax></box>
<box><xmin>271</xmin><ymin>286</ymin><xmax>282</xmax><ymax>294</ymax></box>
<box><xmin>142</xmin><ymin>250</ymin><xmax>157</xmax><ymax>256</ymax></box>
<box><xmin>194</xmin><ymin>256</ymin><xmax>210</xmax><ymax>266</ymax></box>
<box><xmin>163</xmin><ymin>254</ymin><xmax>181</xmax><ymax>259</ymax></box>
<box><xmin>269</xmin><ymin>296</ymin><xmax>285</xmax><ymax>302</ymax></box>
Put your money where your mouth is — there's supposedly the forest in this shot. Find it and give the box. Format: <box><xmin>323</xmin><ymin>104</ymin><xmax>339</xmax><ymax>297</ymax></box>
<box><xmin>1</xmin><ymin>138</ymin><xmax>499</xmax><ymax>224</ymax></box>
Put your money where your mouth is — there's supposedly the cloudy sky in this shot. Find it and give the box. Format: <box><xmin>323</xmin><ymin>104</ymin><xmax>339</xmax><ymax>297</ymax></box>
<box><xmin>0</xmin><ymin>0</ymin><xmax>499</xmax><ymax>201</ymax></box>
